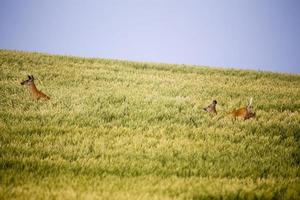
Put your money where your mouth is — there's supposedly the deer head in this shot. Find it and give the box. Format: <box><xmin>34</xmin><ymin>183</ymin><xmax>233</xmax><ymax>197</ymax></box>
<box><xmin>21</xmin><ymin>75</ymin><xmax>35</xmax><ymax>86</ymax></box>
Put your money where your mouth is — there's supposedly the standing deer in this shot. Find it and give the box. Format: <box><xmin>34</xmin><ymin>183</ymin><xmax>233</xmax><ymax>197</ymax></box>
<box><xmin>229</xmin><ymin>98</ymin><xmax>256</xmax><ymax>120</ymax></box>
<box><xmin>21</xmin><ymin>75</ymin><xmax>50</xmax><ymax>100</ymax></box>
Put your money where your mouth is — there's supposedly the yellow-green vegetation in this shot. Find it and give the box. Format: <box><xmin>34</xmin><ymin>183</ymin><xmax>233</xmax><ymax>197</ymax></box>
<box><xmin>0</xmin><ymin>49</ymin><xmax>299</xmax><ymax>199</ymax></box>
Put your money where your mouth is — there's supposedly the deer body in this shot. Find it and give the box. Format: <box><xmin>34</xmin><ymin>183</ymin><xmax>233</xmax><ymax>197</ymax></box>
<box><xmin>229</xmin><ymin>107</ymin><xmax>255</xmax><ymax>120</ymax></box>
<box><xmin>21</xmin><ymin>75</ymin><xmax>50</xmax><ymax>100</ymax></box>
<box><xmin>229</xmin><ymin>98</ymin><xmax>255</xmax><ymax>120</ymax></box>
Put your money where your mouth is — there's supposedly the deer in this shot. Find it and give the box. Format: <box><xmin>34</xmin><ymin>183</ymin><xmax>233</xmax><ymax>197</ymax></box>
<box><xmin>203</xmin><ymin>100</ymin><xmax>218</xmax><ymax>115</ymax></box>
<box><xmin>20</xmin><ymin>75</ymin><xmax>50</xmax><ymax>100</ymax></box>
<box><xmin>229</xmin><ymin>98</ymin><xmax>256</xmax><ymax>120</ymax></box>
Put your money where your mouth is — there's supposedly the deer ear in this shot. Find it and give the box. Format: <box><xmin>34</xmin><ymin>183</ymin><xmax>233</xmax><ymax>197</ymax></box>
<box><xmin>28</xmin><ymin>75</ymin><xmax>31</xmax><ymax>79</ymax></box>
<box><xmin>30</xmin><ymin>75</ymin><xmax>34</xmax><ymax>80</ymax></box>
<box><xmin>249</xmin><ymin>97</ymin><xmax>253</xmax><ymax>106</ymax></box>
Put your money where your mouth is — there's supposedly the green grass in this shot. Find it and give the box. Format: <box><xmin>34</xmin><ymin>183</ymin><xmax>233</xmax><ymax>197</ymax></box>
<box><xmin>0</xmin><ymin>49</ymin><xmax>299</xmax><ymax>199</ymax></box>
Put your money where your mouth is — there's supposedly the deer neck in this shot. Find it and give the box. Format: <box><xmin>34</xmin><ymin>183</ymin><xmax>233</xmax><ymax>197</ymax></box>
<box><xmin>28</xmin><ymin>83</ymin><xmax>39</xmax><ymax>95</ymax></box>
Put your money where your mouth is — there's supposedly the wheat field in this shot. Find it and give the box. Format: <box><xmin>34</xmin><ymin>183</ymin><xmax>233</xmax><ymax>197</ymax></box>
<box><xmin>0</xmin><ymin>50</ymin><xmax>299</xmax><ymax>199</ymax></box>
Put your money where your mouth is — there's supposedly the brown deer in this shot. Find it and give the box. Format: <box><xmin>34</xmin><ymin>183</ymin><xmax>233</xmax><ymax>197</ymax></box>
<box><xmin>203</xmin><ymin>100</ymin><xmax>217</xmax><ymax>115</ymax></box>
<box><xmin>21</xmin><ymin>75</ymin><xmax>50</xmax><ymax>100</ymax></box>
<box><xmin>229</xmin><ymin>98</ymin><xmax>256</xmax><ymax>120</ymax></box>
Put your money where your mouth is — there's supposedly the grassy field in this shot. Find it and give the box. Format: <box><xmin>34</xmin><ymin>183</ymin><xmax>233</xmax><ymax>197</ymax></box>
<box><xmin>0</xmin><ymin>49</ymin><xmax>299</xmax><ymax>199</ymax></box>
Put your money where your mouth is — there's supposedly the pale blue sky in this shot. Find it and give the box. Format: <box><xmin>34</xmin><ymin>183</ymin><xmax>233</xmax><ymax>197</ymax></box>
<box><xmin>0</xmin><ymin>0</ymin><xmax>299</xmax><ymax>73</ymax></box>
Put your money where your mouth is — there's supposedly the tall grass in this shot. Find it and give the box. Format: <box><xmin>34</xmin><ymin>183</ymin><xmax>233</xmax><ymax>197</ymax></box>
<box><xmin>0</xmin><ymin>49</ymin><xmax>299</xmax><ymax>199</ymax></box>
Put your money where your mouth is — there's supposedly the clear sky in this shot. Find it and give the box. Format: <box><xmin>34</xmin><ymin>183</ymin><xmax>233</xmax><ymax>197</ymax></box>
<box><xmin>0</xmin><ymin>0</ymin><xmax>299</xmax><ymax>74</ymax></box>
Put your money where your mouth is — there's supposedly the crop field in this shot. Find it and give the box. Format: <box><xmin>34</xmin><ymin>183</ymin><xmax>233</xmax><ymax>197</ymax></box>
<box><xmin>0</xmin><ymin>49</ymin><xmax>299</xmax><ymax>199</ymax></box>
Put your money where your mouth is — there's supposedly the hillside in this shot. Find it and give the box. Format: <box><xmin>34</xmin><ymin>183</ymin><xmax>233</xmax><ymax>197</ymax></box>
<box><xmin>0</xmin><ymin>49</ymin><xmax>299</xmax><ymax>199</ymax></box>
